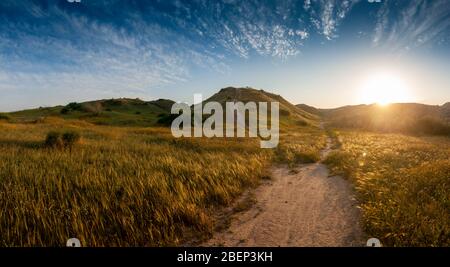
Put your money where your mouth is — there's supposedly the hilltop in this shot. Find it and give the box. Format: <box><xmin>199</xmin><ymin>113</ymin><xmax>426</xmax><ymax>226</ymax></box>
<box><xmin>204</xmin><ymin>87</ymin><xmax>319</xmax><ymax>126</ymax></box>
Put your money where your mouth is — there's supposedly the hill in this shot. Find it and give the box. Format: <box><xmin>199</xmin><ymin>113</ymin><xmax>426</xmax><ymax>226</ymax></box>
<box><xmin>1</xmin><ymin>87</ymin><xmax>320</xmax><ymax>128</ymax></box>
<box><xmin>296</xmin><ymin>103</ymin><xmax>322</xmax><ymax>116</ymax></box>
<box><xmin>203</xmin><ymin>87</ymin><xmax>319</xmax><ymax>126</ymax></box>
<box><xmin>6</xmin><ymin>98</ymin><xmax>175</xmax><ymax>127</ymax></box>
<box><xmin>322</xmin><ymin>102</ymin><xmax>450</xmax><ymax>136</ymax></box>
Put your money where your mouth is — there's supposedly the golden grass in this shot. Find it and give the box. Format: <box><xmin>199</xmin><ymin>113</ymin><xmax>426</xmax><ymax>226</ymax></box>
<box><xmin>275</xmin><ymin>126</ymin><xmax>327</xmax><ymax>165</ymax></box>
<box><xmin>324</xmin><ymin>130</ymin><xmax>450</xmax><ymax>246</ymax></box>
<box><xmin>0</xmin><ymin>120</ymin><xmax>325</xmax><ymax>246</ymax></box>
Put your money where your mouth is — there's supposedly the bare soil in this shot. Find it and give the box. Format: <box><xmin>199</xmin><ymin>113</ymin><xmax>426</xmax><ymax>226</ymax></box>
<box><xmin>203</xmin><ymin>138</ymin><xmax>365</xmax><ymax>247</ymax></box>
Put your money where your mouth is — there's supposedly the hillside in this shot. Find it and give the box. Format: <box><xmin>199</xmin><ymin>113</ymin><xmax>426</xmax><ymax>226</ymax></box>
<box><xmin>322</xmin><ymin>102</ymin><xmax>450</xmax><ymax>135</ymax></box>
<box><xmin>3</xmin><ymin>88</ymin><xmax>447</xmax><ymax>135</ymax></box>
<box><xmin>204</xmin><ymin>87</ymin><xmax>319</xmax><ymax>126</ymax></box>
<box><xmin>4</xmin><ymin>98</ymin><xmax>175</xmax><ymax>127</ymax></box>
<box><xmin>296</xmin><ymin>103</ymin><xmax>322</xmax><ymax>116</ymax></box>
<box><xmin>1</xmin><ymin>87</ymin><xmax>320</xmax><ymax>128</ymax></box>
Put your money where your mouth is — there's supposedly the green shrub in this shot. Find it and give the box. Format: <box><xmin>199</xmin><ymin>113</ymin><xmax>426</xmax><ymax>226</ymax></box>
<box><xmin>62</xmin><ymin>131</ymin><xmax>81</xmax><ymax>147</ymax></box>
<box><xmin>157</xmin><ymin>114</ymin><xmax>179</xmax><ymax>126</ymax></box>
<box><xmin>60</xmin><ymin>107</ymin><xmax>70</xmax><ymax>114</ymax></box>
<box><xmin>45</xmin><ymin>131</ymin><xmax>64</xmax><ymax>148</ymax></box>
<box><xmin>45</xmin><ymin>131</ymin><xmax>81</xmax><ymax>149</ymax></box>
<box><xmin>66</xmin><ymin>102</ymin><xmax>82</xmax><ymax>111</ymax></box>
<box><xmin>0</xmin><ymin>113</ymin><xmax>10</xmax><ymax>121</ymax></box>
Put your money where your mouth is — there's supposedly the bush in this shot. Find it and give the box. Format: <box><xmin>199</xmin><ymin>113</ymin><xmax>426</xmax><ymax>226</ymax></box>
<box><xmin>66</xmin><ymin>102</ymin><xmax>82</xmax><ymax>111</ymax></box>
<box><xmin>60</xmin><ymin>107</ymin><xmax>70</xmax><ymax>114</ymax></box>
<box><xmin>61</xmin><ymin>102</ymin><xmax>83</xmax><ymax>114</ymax></box>
<box><xmin>0</xmin><ymin>113</ymin><xmax>10</xmax><ymax>121</ymax></box>
<box><xmin>45</xmin><ymin>131</ymin><xmax>64</xmax><ymax>148</ymax></box>
<box><xmin>45</xmin><ymin>131</ymin><xmax>81</xmax><ymax>149</ymax></box>
<box><xmin>62</xmin><ymin>131</ymin><xmax>81</xmax><ymax>147</ymax></box>
<box><xmin>157</xmin><ymin>114</ymin><xmax>179</xmax><ymax>126</ymax></box>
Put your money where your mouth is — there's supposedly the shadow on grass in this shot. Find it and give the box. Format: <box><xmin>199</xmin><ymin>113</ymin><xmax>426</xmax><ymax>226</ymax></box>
<box><xmin>0</xmin><ymin>139</ymin><xmax>43</xmax><ymax>149</ymax></box>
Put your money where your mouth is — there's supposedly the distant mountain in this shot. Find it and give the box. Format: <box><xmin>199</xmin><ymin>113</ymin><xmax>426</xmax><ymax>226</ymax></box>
<box><xmin>322</xmin><ymin>102</ymin><xmax>450</xmax><ymax>136</ymax></box>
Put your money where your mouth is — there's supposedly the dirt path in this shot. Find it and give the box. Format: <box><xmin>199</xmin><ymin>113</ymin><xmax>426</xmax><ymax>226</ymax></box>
<box><xmin>204</xmin><ymin>137</ymin><xmax>365</xmax><ymax>247</ymax></box>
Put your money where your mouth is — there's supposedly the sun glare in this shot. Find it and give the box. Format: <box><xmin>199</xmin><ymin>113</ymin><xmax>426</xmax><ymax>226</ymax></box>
<box><xmin>358</xmin><ymin>72</ymin><xmax>413</xmax><ymax>106</ymax></box>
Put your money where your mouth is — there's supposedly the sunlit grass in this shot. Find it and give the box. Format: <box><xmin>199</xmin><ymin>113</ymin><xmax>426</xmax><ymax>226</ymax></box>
<box><xmin>0</xmin><ymin>119</ymin><xmax>325</xmax><ymax>246</ymax></box>
<box><xmin>324</xmin><ymin>130</ymin><xmax>450</xmax><ymax>246</ymax></box>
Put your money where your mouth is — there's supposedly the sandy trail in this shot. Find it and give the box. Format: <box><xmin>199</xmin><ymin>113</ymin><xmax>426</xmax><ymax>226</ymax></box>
<box><xmin>204</xmin><ymin>137</ymin><xmax>365</xmax><ymax>247</ymax></box>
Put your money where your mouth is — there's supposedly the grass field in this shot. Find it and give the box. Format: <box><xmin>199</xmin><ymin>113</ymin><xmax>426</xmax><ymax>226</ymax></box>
<box><xmin>1</xmin><ymin>108</ymin><xmax>448</xmax><ymax>247</ymax></box>
<box><xmin>324</xmin><ymin>130</ymin><xmax>450</xmax><ymax>246</ymax></box>
<box><xmin>0</xmin><ymin>117</ymin><xmax>325</xmax><ymax>246</ymax></box>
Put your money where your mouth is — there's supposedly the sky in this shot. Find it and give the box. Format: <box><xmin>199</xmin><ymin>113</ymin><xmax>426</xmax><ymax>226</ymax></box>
<box><xmin>0</xmin><ymin>0</ymin><xmax>449</xmax><ymax>111</ymax></box>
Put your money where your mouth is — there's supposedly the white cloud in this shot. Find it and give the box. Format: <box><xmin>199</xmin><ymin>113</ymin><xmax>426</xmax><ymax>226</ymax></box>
<box><xmin>372</xmin><ymin>0</ymin><xmax>450</xmax><ymax>53</ymax></box>
<box><xmin>0</xmin><ymin>2</ymin><xmax>232</xmax><ymax>107</ymax></box>
<box><xmin>296</xmin><ymin>30</ymin><xmax>309</xmax><ymax>40</ymax></box>
<box><xmin>314</xmin><ymin>0</ymin><xmax>359</xmax><ymax>40</ymax></box>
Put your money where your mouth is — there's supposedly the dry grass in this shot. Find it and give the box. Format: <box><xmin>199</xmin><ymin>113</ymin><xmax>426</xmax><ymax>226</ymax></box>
<box><xmin>0</xmin><ymin>119</ymin><xmax>325</xmax><ymax>246</ymax></box>
<box><xmin>275</xmin><ymin>126</ymin><xmax>327</xmax><ymax>165</ymax></box>
<box><xmin>324</xmin><ymin>130</ymin><xmax>450</xmax><ymax>246</ymax></box>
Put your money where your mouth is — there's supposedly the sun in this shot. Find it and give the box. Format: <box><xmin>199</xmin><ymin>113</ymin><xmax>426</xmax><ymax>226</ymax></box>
<box><xmin>358</xmin><ymin>72</ymin><xmax>413</xmax><ymax>106</ymax></box>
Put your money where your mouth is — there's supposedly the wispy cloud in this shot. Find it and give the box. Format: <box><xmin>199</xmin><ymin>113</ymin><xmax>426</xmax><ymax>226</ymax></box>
<box><xmin>0</xmin><ymin>0</ymin><xmax>448</xmax><ymax>111</ymax></box>
<box><xmin>0</xmin><ymin>1</ymin><xmax>229</xmax><ymax>109</ymax></box>
<box><xmin>372</xmin><ymin>0</ymin><xmax>450</xmax><ymax>53</ymax></box>
<box><xmin>307</xmin><ymin>0</ymin><xmax>360</xmax><ymax>40</ymax></box>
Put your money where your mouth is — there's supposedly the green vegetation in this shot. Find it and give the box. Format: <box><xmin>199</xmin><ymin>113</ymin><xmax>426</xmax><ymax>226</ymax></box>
<box><xmin>45</xmin><ymin>130</ymin><xmax>81</xmax><ymax>149</ymax></box>
<box><xmin>0</xmin><ymin>113</ymin><xmax>10</xmax><ymax>121</ymax></box>
<box><xmin>7</xmin><ymin>98</ymin><xmax>175</xmax><ymax>127</ymax></box>
<box><xmin>44</xmin><ymin>131</ymin><xmax>64</xmax><ymax>148</ymax></box>
<box><xmin>324</xmin><ymin>130</ymin><xmax>450</xmax><ymax>246</ymax></box>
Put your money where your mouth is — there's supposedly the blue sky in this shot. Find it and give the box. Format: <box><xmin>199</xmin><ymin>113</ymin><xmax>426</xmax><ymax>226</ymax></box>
<box><xmin>0</xmin><ymin>0</ymin><xmax>449</xmax><ymax>111</ymax></box>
